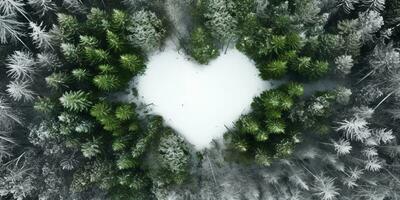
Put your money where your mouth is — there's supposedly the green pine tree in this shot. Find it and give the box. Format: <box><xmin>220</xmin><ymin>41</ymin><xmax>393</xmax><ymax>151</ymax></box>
<box><xmin>188</xmin><ymin>27</ymin><xmax>219</xmax><ymax>64</ymax></box>
<box><xmin>261</xmin><ymin>60</ymin><xmax>288</xmax><ymax>79</ymax></box>
<box><xmin>115</xmin><ymin>104</ymin><xmax>135</xmax><ymax>121</ymax></box>
<box><xmin>45</xmin><ymin>72</ymin><xmax>69</xmax><ymax>89</ymax></box>
<box><xmin>120</xmin><ymin>54</ymin><xmax>145</xmax><ymax>74</ymax></box>
<box><xmin>93</xmin><ymin>74</ymin><xmax>121</xmax><ymax>91</ymax></box>
<box><xmin>59</xmin><ymin>91</ymin><xmax>92</xmax><ymax>112</ymax></box>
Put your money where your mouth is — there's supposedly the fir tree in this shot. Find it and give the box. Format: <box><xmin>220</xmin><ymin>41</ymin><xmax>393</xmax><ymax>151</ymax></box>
<box><xmin>84</xmin><ymin>47</ymin><xmax>110</xmax><ymax>64</ymax></box>
<box><xmin>188</xmin><ymin>27</ymin><xmax>219</xmax><ymax>64</ymax></box>
<box><xmin>261</xmin><ymin>60</ymin><xmax>288</xmax><ymax>79</ymax></box>
<box><xmin>34</xmin><ymin>97</ymin><xmax>56</xmax><ymax>114</ymax></box>
<box><xmin>59</xmin><ymin>91</ymin><xmax>92</xmax><ymax>112</ymax></box>
<box><xmin>106</xmin><ymin>30</ymin><xmax>124</xmax><ymax>52</ymax></box>
<box><xmin>6</xmin><ymin>80</ymin><xmax>35</xmax><ymax>102</ymax></box>
<box><xmin>120</xmin><ymin>54</ymin><xmax>145</xmax><ymax>74</ymax></box>
<box><xmin>29</xmin><ymin>21</ymin><xmax>53</xmax><ymax>50</ymax></box>
<box><xmin>93</xmin><ymin>74</ymin><xmax>121</xmax><ymax>91</ymax></box>
<box><xmin>57</xmin><ymin>13</ymin><xmax>79</xmax><ymax>40</ymax></box>
<box><xmin>0</xmin><ymin>14</ymin><xmax>24</xmax><ymax>44</ymax></box>
<box><xmin>128</xmin><ymin>10</ymin><xmax>166</xmax><ymax>52</ymax></box>
<box><xmin>45</xmin><ymin>72</ymin><xmax>69</xmax><ymax>89</ymax></box>
<box><xmin>6</xmin><ymin>51</ymin><xmax>36</xmax><ymax>81</ymax></box>
<box><xmin>81</xmin><ymin>138</ymin><xmax>101</xmax><ymax>158</ymax></box>
<box><xmin>71</xmin><ymin>68</ymin><xmax>89</xmax><ymax>81</ymax></box>
<box><xmin>115</xmin><ymin>104</ymin><xmax>135</xmax><ymax>121</ymax></box>
<box><xmin>60</xmin><ymin>43</ymin><xmax>79</xmax><ymax>63</ymax></box>
<box><xmin>27</xmin><ymin>0</ymin><xmax>55</xmax><ymax>16</ymax></box>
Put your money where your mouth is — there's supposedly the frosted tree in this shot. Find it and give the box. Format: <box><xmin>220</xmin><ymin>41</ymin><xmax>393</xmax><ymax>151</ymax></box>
<box><xmin>29</xmin><ymin>21</ymin><xmax>53</xmax><ymax>49</ymax></box>
<box><xmin>0</xmin><ymin>131</ymin><xmax>15</xmax><ymax>161</ymax></box>
<box><xmin>337</xmin><ymin>0</ymin><xmax>359</xmax><ymax>14</ymax></box>
<box><xmin>36</xmin><ymin>52</ymin><xmax>61</xmax><ymax>69</ymax></box>
<box><xmin>361</xmin><ymin>0</ymin><xmax>385</xmax><ymax>12</ymax></box>
<box><xmin>122</xmin><ymin>0</ymin><xmax>149</xmax><ymax>10</ymax></box>
<box><xmin>27</xmin><ymin>0</ymin><xmax>55</xmax><ymax>16</ymax></box>
<box><xmin>6</xmin><ymin>51</ymin><xmax>36</xmax><ymax>81</ymax></box>
<box><xmin>364</xmin><ymin>158</ymin><xmax>383</xmax><ymax>171</ymax></box>
<box><xmin>6</xmin><ymin>80</ymin><xmax>36</xmax><ymax>102</ymax></box>
<box><xmin>0</xmin><ymin>97</ymin><xmax>21</xmax><ymax>127</ymax></box>
<box><xmin>333</xmin><ymin>139</ymin><xmax>352</xmax><ymax>156</ymax></box>
<box><xmin>357</xmin><ymin>42</ymin><xmax>400</xmax><ymax>84</ymax></box>
<box><xmin>157</xmin><ymin>129</ymin><xmax>190</xmax><ymax>184</ymax></box>
<box><xmin>61</xmin><ymin>0</ymin><xmax>86</xmax><ymax>14</ymax></box>
<box><xmin>311</xmin><ymin>174</ymin><xmax>340</xmax><ymax>200</ymax></box>
<box><xmin>81</xmin><ymin>138</ymin><xmax>101</xmax><ymax>158</ymax></box>
<box><xmin>0</xmin><ymin>14</ymin><xmax>24</xmax><ymax>44</ymax></box>
<box><xmin>359</xmin><ymin>11</ymin><xmax>384</xmax><ymax>43</ymax></box>
<box><xmin>335</xmin><ymin>55</ymin><xmax>354</xmax><ymax>75</ymax></box>
<box><xmin>203</xmin><ymin>0</ymin><xmax>237</xmax><ymax>44</ymax></box>
<box><xmin>373</xmin><ymin>129</ymin><xmax>394</xmax><ymax>144</ymax></box>
<box><xmin>127</xmin><ymin>10</ymin><xmax>166</xmax><ymax>52</ymax></box>
<box><xmin>336</xmin><ymin>117</ymin><xmax>371</xmax><ymax>141</ymax></box>
<box><xmin>0</xmin><ymin>153</ymin><xmax>37</xmax><ymax>200</ymax></box>
<box><xmin>0</xmin><ymin>0</ymin><xmax>26</xmax><ymax>17</ymax></box>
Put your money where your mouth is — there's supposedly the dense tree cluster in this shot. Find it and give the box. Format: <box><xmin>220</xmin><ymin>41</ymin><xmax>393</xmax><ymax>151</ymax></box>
<box><xmin>37</xmin><ymin>7</ymin><xmax>189</xmax><ymax>199</ymax></box>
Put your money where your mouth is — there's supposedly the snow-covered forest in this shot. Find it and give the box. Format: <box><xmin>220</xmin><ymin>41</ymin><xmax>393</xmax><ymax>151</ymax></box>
<box><xmin>1</xmin><ymin>0</ymin><xmax>400</xmax><ymax>199</ymax></box>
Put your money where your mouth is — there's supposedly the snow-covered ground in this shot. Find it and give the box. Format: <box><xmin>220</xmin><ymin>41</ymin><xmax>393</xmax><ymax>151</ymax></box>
<box><xmin>134</xmin><ymin>44</ymin><xmax>272</xmax><ymax>149</ymax></box>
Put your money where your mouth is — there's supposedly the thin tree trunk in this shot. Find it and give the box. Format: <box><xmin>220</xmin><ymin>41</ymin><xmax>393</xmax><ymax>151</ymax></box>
<box><xmin>206</xmin><ymin>152</ymin><xmax>218</xmax><ymax>185</ymax></box>
<box><xmin>356</xmin><ymin>70</ymin><xmax>374</xmax><ymax>84</ymax></box>
<box><xmin>374</xmin><ymin>91</ymin><xmax>394</xmax><ymax>110</ymax></box>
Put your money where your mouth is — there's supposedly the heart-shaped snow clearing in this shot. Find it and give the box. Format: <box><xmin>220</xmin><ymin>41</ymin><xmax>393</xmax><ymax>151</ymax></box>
<box><xmin>136</xmin><ymin>45</ymin><xmax>271</xmax><ymax>149</ymax></box>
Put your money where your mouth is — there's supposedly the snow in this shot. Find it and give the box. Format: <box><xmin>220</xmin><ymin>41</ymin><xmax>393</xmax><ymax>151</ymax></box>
<box><xmin>135</xmin><ymin>44</ymin><xmax>272</xmax><ymax>149</ymax></box>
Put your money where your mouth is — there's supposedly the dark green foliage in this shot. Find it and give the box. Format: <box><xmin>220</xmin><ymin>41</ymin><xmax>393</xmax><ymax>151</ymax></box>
<box><xmin>111</xmin><ymin>9</ymin><xmax>129</xmax><ymax>31</ymax></box>
<box><xmin>59</xmin><ymin>91</ymin><xmax>92</xmax><ymax>112</ymax></box>
<box><xmin>188</xmin><ymin>27</ymin><xmax>219</xmax><ymax>64</ymax></box>
<box><xmin>61</xmin><ymin>43</ymin><xmax>79</xmax><ymax>62</ymax></box>
<box><xmin>86</xmin><ymin>8</ymin><xmax>108</xmax><ymax>32</ymax></box>
<box><xmin>290</xmin><ymin>57</ymin><xmax>330</xmax><ymax>80</ymax></box>
<box><xmin>289</xmin><ymin>92</ymin><xmax>338</xmax><ymax>134</ymax></box>
<box><xmin>81</xmin><ymin>138</ymin><xmax>102</xmax><ymax>158</ymax></box>
<box><xmin>115</xmin><ymin>104</ymin><xmax>135</xmax><ymax>121</ymax></box>
<box><xmin>226</xmin><ymin>83</ymin><xmax>340</xmax><ymax>165</ymax></box>
<box><xmin>57</xmin><ymin>14</ymin><xmax>79</xmax><ymax>40</ymax></box>
<box><xmin>93</xmin><ymin>74</ymin><xmax>121</xmax><ymax>91</ymax></box>
<box><xmin>117</xmin><ymin>153</ymin><xmax>138</xmax><ymax>170</ymax></box>
<box><xmin>90</xmin><ymin>101</ymin><xmax>112</xmax><ymax>119</ymax></box>
<box><xmin>98</xmin><ymin>64</ymin><xmax>117</xmax><ymax>74</ymax></box>
<box><xmin>72</xmin><ymin>68</ymin><xmax>90</xmax><ymax>81</ymax></box>
<box><xmin>120</xmin><ymin>54</ymin><xmax>145</xmax><ymax>74</ymax></box>
<box><xmin>106</xmin><ymin>30</ymin><xmax>124</xmax><ymax>52</ymax></box>
<box><xmin>49</xmin><ymin>8</ymin><xmax>189</xmax><ymax>198</ymax></box>
<box><xmin>233</xmin><ymin>1</ymin><xmax>333</xmax><ymax>81</ymax></box>
<box><xmin>286</xmin><ymin>82</ymin><xmax>305</xmax><ymax>97</ymax></box>
<box><xmin>260</xmin><ymin>60</ymin><xmax>288</xmax><ymax>79</ymax></box>
<box><xmin>34</xmin><ymin>97</ymin><xmax>57</xmax><ymax>114</ymax></box>
<box><xmin>79</xmin><ymin>35</ymin><xmax>99</xmax><ymax>48</ymax></box>
<box><xmin>225</xmin><ymin>83</ymin><xmax>305</xmax><ymax>165</ymax></box>
<box><xmin>84</xmin><ymin>47</ymin><xmax>110</xmax><ymax>64</ymax></box>
<box><xmin>46</xmin><ymin>72</ymin><xmax>70</xmax><ymax>89</ymax></box>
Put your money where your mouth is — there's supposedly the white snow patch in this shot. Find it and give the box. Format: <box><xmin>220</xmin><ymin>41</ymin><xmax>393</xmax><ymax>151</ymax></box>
<box><xmin>135</xmin><ymin>44</ymin><xmax>272</xmax><ymax>149</ymax></box>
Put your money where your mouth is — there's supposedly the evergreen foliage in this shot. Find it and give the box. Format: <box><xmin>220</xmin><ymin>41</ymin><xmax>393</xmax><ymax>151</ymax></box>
<box><xmin>188</xmin><ymin>26</ymin><xmax>219</xmax><ymax>64</ymax></box>
<box><xmin>1</xmin><ymin>0</ymin><xmax>399</xmax><ymax>199</ymax></box>
<box><xmin>59</xmin><ymin>91</ymin><xmax>92</xmax><ymax>112</ymax></box>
